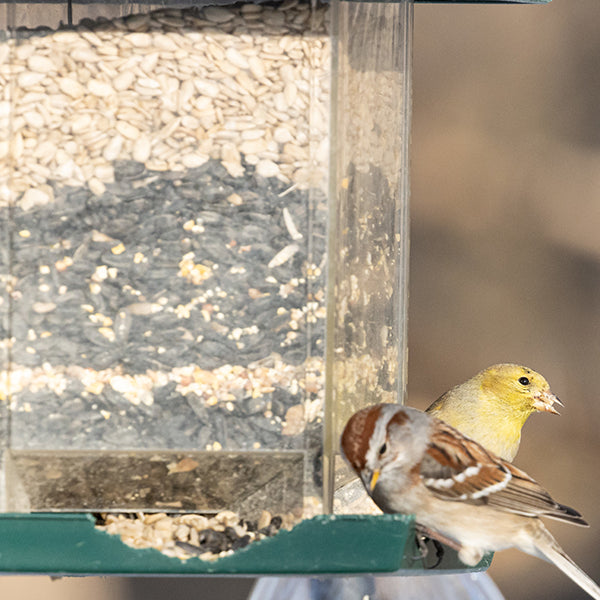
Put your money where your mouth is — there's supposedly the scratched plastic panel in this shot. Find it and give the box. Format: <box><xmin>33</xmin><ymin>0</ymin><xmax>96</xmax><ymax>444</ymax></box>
<box><xmin>0</xmin><ymin>2</ymin><xmax>11</xmax><ymax>513</ymax></box>
<box><xmin>325</xmin><ymin>0</ymin><xmax>412</xmax><ymax>514</ymax></box>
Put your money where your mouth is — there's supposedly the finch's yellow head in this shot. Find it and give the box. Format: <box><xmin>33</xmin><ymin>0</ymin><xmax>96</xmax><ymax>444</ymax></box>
<box><xmin>425</xmin><ymin>363</ymin><xmax>562</xmax><ymax>461</ymax></box>
<box><xmin>479</xmin><ymin>363</ymin><xmax>562</xmax><ymax>418</ymax></box>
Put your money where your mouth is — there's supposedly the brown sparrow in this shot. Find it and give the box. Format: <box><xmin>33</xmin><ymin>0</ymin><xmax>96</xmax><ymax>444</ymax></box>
<box><xmin>341</xmin><ymin>403</ymin><xmax>600</xmax><ymax>600</ymax></box>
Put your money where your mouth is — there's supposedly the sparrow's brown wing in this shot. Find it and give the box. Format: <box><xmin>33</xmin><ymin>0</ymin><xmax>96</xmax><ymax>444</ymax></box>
<box><xmin>420</xmin><ymin>419</ymin><xmax>587</xmax><ymax>527</ymax></box>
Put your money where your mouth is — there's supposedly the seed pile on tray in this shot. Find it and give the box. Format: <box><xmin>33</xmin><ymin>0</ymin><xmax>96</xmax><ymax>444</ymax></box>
<box><xmin>0</xmin><ymin>0</ymin><xmax>330</xmax><ymax>515</ymax></box>
<box><xmin>95</xmin><ymin>509</ymin><xmax>299</xmax><ymax>560</ymax></box>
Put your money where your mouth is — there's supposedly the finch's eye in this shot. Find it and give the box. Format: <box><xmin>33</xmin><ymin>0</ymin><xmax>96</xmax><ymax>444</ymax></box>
<box><xmin>379</xmin><ymin>443</ymin><xmax>387</xmax><ymax>456</ymax></box>
<box><xmin>518</xmin><ymin>377</ymin><xmax>530</xmax><ymax>386</ymax></box>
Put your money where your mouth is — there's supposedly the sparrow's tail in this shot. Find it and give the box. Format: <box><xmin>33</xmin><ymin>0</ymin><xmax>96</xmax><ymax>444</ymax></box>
<box><xmin>534</xmin><ymin>525</ymin><xmax>600</xmax><ymax>600</ymax></box>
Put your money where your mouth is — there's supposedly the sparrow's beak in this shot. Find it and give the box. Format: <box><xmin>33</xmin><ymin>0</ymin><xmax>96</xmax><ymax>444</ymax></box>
<box><xmin>533</xmin><ymin>391</ymin><xmax>563</xmax><ymax>415</ymax></box>
<box><xmin>370</xmin><ymin>468</ymin><xmax>381</xmax><ymax>492</ymax></box>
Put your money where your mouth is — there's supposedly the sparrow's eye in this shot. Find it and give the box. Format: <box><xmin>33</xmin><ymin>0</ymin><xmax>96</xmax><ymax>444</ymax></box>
<box><xmin>378</xmin><ymin>443</ymin><xmax>387</xmax><ymax>456</ymax></box>
<box><xmin>518</xmin><ymin>377</ymin><xmax>530</xmax><ymax>386</ymax></box>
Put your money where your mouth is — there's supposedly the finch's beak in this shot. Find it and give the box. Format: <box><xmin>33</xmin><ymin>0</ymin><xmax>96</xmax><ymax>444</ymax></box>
<box><xmin>370</xmin><ymin>469</ymin><xmax>380</xmax><ymax>492</ymax></box>
<box><xmin>533</xmin><ymin>391</ymin><xmax>563</xmax><ymax>415</ymax></box>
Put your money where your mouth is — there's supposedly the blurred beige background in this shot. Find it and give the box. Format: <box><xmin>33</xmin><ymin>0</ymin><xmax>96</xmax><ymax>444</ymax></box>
<box><xmin>1</xmin><ymin>0</ymin><xmax>598</xmax><ymax>598</ymax></box>
<box><xmin>410</xmin><ymin>1</ymin><xmax>600</xmax><ymax>599</ymax></box>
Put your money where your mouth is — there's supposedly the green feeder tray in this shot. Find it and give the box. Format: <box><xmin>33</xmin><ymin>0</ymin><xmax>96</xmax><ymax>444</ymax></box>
<box><xmin>0</xmin><ymin>513</ymin><xmax>491</xmax><ymax>575</ymax></box>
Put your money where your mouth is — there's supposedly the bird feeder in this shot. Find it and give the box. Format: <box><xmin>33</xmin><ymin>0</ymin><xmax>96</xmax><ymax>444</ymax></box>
<box><xmin>0</xmin><ymin>0</ymin><xmax>548</xmax><ymax>575</ymax></box>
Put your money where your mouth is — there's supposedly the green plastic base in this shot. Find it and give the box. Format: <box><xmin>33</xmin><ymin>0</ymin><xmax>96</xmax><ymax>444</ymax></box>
<box><xmin>0</xmin><ymin>513</ymin><xmax>491</xmax><ymax>576</ymax></box>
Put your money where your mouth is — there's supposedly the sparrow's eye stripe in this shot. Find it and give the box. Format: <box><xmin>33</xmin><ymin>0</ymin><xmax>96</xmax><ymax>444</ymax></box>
<box><xmin>340</xmin><ymin>405</ymin><xmax>384</xmax><ymax>472</ymax></box>
<box><xmin>388</xmin><ymin>409</ymin><xmax>409</xmax><ymax>428</ymax></box>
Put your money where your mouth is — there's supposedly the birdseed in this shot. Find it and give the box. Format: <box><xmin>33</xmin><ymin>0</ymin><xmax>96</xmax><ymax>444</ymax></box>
<box><xmin>95</xmin><ymin>509</ymin><xmax>299</xmax><ymax>560</ymax></box>
<box><xmin>0</xmin><ymin>1</ymin><xmax>329</xmax><ymax>519</ymax></box>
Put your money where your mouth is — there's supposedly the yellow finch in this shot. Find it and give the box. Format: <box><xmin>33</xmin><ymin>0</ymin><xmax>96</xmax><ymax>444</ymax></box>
<box><xmin>425</xmin><ymin>364</ymin><xmax>561</xmax><ymax>461</ymax></box>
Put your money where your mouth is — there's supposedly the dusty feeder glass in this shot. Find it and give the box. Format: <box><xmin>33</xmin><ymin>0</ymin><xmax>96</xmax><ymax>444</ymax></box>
<box><xmin>0</xmin><ymin>0</ymin><xmax>411</xmax><ymax>526</ymax></box>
